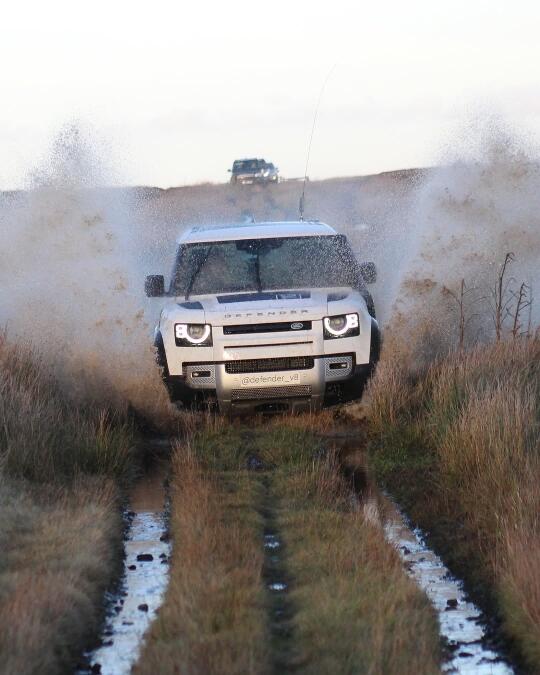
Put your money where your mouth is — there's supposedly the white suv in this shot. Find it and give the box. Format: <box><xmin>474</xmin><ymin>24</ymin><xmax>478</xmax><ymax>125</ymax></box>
<box><xmin>145</xmin><ymin>221</ymin><xmax>380</xmax><ymax>414</ymax></box>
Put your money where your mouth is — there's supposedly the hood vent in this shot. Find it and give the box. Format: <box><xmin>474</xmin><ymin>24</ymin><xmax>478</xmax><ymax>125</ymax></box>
<box><xmin>327</xmin><ymin>292</ymin><xmax>348</xmax><ymax>302</ymax></box>
<box><xmin>178</xmin><ymin>301</ymin><xmax>204</xmax><ymax>309</ymax></box>
<box><xmin>217</xmin><ymin>291</ymin><xmax>310</xmax><ymax>304</ymax></box>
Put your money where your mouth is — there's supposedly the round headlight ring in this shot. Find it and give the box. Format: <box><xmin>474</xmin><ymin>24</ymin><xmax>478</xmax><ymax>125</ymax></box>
<box><xmin>323</xmin><ymin>313</ymin><xmax>359</xmax><ymax>337</ymax></box>
<box><xmin>175</xmin><ymin>323</ymin><xmax>212</xmax><ymax>345</ymax></box>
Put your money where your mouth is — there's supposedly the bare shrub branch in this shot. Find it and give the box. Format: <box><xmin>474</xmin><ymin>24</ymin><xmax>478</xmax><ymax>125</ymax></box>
<box><xmin>442</xmin><ymin>279</ymin><xmax>483</xmax><ymax>351</ymax></box>
<box><xmin>511</xmin><ymin>282</ymin><xmax>533</xmax><ymax>340</ymax></box>
<box><xmin>492</xmin><ymin>252</ymin><xmax>515</xmax><ymax>341</ymax></box>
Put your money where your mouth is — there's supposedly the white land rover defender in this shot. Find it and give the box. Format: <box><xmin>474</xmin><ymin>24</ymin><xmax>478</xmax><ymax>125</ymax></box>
<box><xmin>145</xmin><ymin>221</ymin><xmax>380</xmax><ymax>414</ymax></box>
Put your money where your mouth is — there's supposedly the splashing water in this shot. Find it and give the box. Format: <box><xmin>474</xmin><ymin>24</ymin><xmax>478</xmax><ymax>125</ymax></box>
<box><xmin>0</xmin><ymin>124</ymin><xmax>173</xmax><ymax>422</ymax></box>
<box><xmin>371</xmin><ymin>116</ymin><xmax>540</xmax><ymax>352</ymax></box>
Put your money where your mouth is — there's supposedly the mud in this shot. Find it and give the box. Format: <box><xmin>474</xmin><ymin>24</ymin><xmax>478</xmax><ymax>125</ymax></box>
<box><xmin>335</xmin><ymin>440</ymin><xmax>514</xmax><ymax>674</ymax></box>
<box><xmin>82</xmin><ymin>443</ymin><xmax>171</xmax><ymax>675</ymax></box>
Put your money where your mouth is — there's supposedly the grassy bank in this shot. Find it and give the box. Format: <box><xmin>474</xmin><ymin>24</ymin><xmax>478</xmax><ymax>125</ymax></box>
<box><xmin>138</xmin><ymin>420</ymin><xmax>441</xmax><ymax>674</ymax></box>
<box><xmin>367</xmin><ymin>338</ymin><xmax>540</xmax><ymax>669</ymax></box>
<box><xmin>0</xmin><ymin>338</ymin><xmax>135</xmax><ymax>674</ymax></box>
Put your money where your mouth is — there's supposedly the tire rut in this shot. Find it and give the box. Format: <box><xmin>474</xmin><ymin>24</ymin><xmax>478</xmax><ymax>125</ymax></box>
<box><xmin>78</xmin><ymin>438</ymin><xmax>171</xmax><ymax>675</ymax></box>
<box><xmin>248</xmin><ymin>454</ymin><xmax>300</xmax><ymax>674</ymax></box>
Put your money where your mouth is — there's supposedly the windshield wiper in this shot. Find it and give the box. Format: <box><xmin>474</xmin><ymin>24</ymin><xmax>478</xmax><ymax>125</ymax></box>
<box><xmin>185</xmin><ymin>246</ymin><xmax>213</xmax><ymax>300</ymax></box>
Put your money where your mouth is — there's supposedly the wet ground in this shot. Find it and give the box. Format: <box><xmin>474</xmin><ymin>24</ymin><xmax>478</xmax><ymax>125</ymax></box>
<box><xmin>383</xmin><ymin>505</ymin><xmax>512</xmax><ymax>674</ymax></box>
<box><xmin>82</xmin><ymin>446</ymin><xmax>171</xmax><ymax>675</ymax></box>
<box><xmin>259</xmin><ymin>475</ymin><xmax>296</xmax><ymax>674</ymax></box>
<box><xmin>81</xmin><ymin>429</ymin><xmax>515</xmax><ymax>674</ymax></box>
<box><xmin>337</xmin><ymin>442</ymin><xmax>514</xmax><ymax>675</ymax></box>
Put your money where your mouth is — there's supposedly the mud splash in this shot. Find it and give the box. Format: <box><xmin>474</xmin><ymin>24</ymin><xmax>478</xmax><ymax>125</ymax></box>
<box><xmin>83</xmin><ymin>445</ymin><xmax>170</xmax><ymax>675</ymax></box>
<box><xmin>385</xmin><ymin>120</ymin><xmax>540</xmax><ymax>351</ymax></box>
<box><xmin>337</xmin><ymin>440</ymin><xmax>514</xmax><ymax>674</ymax></box>
<box><xmin>0</xmin><ymin>124</ymin><xmax>172</xmax><ymax>425</ymax></box>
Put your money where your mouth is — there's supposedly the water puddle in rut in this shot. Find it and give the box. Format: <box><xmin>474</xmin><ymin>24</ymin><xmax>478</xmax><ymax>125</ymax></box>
<box><xmin>81</xmin><ymin>443</ymin><xmax>171</xmax><ymax>675</ymax></box>
<box><xmin>334</xmin><ymin>438</ymin><xmax>514</xmax><ymax>675</ymax></box>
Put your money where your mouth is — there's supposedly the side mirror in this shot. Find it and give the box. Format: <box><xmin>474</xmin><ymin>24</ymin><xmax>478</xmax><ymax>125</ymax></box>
<box><xmin>145</xmin><ymin>275</ymin><xmax>165</xmax><ymax>297</ymax></box>
<box><xmin>359</xmin><ymin>262</ymin><xmax>377</xmax><ymax>284</ymax></box>
<box><xmin>227</xmin><ymin>168</ymin><xmax>232</xmax><ymax>172</ymax></box>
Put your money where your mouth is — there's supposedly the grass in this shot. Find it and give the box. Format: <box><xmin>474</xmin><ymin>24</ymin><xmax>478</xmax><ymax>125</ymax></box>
<box><xmin>0</xmin><ymin>336</ymin><xmax>136</xmax><ymax>674</ymax></box>
<box><xmin>138</xmin><ymin>420</ymin><xmax>441</xmax><ymax>674</ymax></box>
<box><xmin>135</xmin><ymin>422</ymin><xmax>269</xmax><ymax>675</ymax></box>
<box><xmin>0</xmin><ymin>337</ymin><xmax>135</xmax><ymax>482</ymax></box>
<box><xmin>366</xmin><ymin>337</ymin><xmax>540</xmax><ymax>669</ymax></box>
<box><xmin>257</xmin><ymin>422</ymin><xmax>441</xmax><ymax>675</ymax></box>
<box><xmin>0</xmin><ymin>479</ymin><xmax>122</xmax><ymax>674</ymax></box>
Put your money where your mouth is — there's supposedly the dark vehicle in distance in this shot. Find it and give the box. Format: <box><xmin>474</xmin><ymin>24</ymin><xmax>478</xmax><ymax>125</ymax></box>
<box><xmin>229</xmin><ymin>158</ymin><xmax>280</xmax><ymax>185</ymax></box>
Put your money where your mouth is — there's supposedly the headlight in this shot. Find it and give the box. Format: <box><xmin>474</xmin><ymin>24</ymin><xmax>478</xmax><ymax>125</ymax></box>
<box><xmin>175</xmin><ymin>323</ymin><xmax>213</xmax><ymax>346</ymax></box>
<box><xmin>323</xmin><ymin>313</ymin><xmax>359</xmax><ymax>339</ymax></box>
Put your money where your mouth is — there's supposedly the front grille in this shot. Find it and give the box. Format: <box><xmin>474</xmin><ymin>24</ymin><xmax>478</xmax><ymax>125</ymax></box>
<box><xmin>223</xmin><ymin>320</ymin><xmax>312</xmax><ymax>335</ymax></box>
<box><xmin>225</xmin><ymin>356</ymin><xmax>314</xmax><ymax>374</ymax></box>
<box><xmin>231</xmin><ymin>385</ymin><xmax>312</xmax><ymax>401</ymax></box>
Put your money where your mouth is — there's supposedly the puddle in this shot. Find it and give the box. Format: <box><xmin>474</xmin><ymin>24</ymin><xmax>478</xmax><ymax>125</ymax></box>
<box><xmin>263</xmin><ymin>528</ymin><xmax>289</xmax><ymax>596</ymax></box>
<box><xmin>334</xmin><ymin>440</ymin><xmax>514</xmax><ymax>675</ymax></box>
<box><xmin>81</xmin><ymin>452</ymin><xmax>171</xmax><ymax>675</ymax></box>
<box><xmin>381</xmin><ymin>498</ymin><xmax>513</xmax><ymax>674</ymax></box>
<box><xmin>262</xmin><ymin>522</ymin><xmax>295</xmax><ymax>673</ymax></box>
<box><xmin>264</xmin><ymin>533</ymin><xmax>281</xmax><ymax>550</ymax></box>
<box><xmin>269</xmin><ymin>582</ymin><xmax>287</xmax><ymax>592</ymax></box>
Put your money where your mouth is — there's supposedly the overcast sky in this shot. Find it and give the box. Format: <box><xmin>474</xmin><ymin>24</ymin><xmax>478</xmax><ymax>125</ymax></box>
<box><xmin>1</xmin><ymin>0</ymin><xmax>539</xmax><ymax>188</ymax></box>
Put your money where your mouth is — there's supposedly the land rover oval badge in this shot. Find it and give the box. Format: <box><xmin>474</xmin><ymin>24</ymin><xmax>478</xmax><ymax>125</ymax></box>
<box><xmin>291</xmin><ymin>322</ymin><xmax>304</xmax><ymax>330</ymax></box>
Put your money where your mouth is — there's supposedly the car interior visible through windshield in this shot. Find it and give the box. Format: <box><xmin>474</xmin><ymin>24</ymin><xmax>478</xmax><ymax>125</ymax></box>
<box><xmin>170</xmin><ymin>235</ymin><xmax>363</xmax><ymax>298</ymax></box>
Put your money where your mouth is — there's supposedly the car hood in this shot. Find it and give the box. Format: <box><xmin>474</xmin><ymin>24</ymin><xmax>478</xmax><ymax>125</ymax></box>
<box><xmin>163</xmin><ymin>288</ymin><xmax>359</xmax><ymax>325</ymax></box>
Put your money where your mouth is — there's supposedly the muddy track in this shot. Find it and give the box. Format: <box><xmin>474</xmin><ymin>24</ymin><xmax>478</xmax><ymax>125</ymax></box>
<box><xmin>334</xmin><ymin>433</ymin><xmax>514</xmax><ymax>674</ymax></box>
<box><xmin>79</xmin><ymin>424</ymin><xmax>515</xmax><ymax>675</ymax></box>
<box><xmin>257</xmin><ymin>474</ymin><xmax>298</xmax><ymax>674</ymax></box>
<box><xmin>79</xmin><ymin>438</ymin><xmax>172</xmax><ymax>675</ymax></box>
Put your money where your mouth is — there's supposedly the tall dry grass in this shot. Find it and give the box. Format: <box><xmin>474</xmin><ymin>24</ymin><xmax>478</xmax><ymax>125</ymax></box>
<box><xmin>0</xmin><ymin>336</ymin><xmax>135</xmax><ymax>674</ymax></box>
<box><xmin>0</xmin><ymin>479</ymin><xmax>122</xmax><ymax>675</ymax></box>
<box><xmin>367</xmin><ymin>337</ymin><xmax>540</xmax><ymax>669</ymax></box>
<box><xmin>0</xmin><ymin>335</ymin><xmax>135</xmax><ymax>481</ymax></box>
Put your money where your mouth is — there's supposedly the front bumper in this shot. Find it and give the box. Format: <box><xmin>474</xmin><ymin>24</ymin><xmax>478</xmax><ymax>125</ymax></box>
<box><xmin>163</xmin><ymin>354</ymin><xmax>372</xmax><ymax>414</ymax></box>
<box><xmin>232</xmin><ymin>174</ymin><xmax>278</xmax><ymax>185</ymax></box>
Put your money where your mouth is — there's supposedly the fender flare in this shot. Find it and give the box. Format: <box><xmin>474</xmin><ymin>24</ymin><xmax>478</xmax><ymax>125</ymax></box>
<box><xmin>153</xmin><ymin>331</ymin><xmax>170</xmax><ymax>378</ymax></box>
<box><xmin>369</xmin><ymin>318</ymin><xmax>381</xmax><ymax>365</ymax></box>
<box><xmin>360</xmin><ymin>290</ymin><xmax>376</xmax><ymax>319</ymax></box>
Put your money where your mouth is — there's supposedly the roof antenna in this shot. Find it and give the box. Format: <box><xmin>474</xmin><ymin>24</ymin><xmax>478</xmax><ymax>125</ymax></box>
<box><xmin>299</xmin><ymin>65</ymin><xmax>336</xmax><ymax>221</ymax></box>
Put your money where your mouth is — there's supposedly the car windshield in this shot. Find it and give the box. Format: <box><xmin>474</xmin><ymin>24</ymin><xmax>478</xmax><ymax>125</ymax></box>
<box><xmin>170</xmin><ymin>235</ymin><xmax>362</xmax><ymax>297</ymax></box>
<box><xmin>233</xmin><ymin>160</ymin><xmax>260</xmax><ymax>172</ymax></box>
